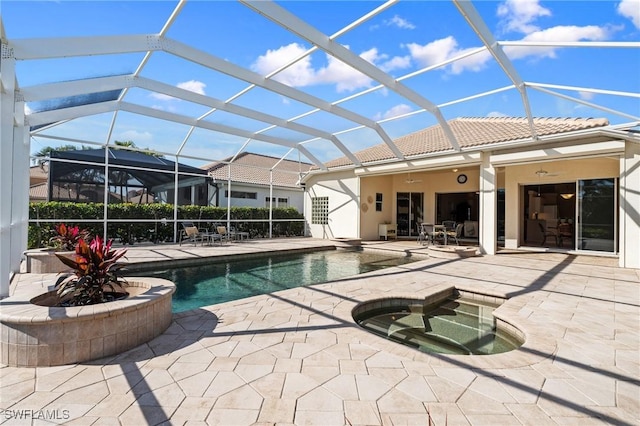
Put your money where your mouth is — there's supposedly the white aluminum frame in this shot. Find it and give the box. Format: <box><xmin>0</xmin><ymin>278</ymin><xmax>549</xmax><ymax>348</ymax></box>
<box><xmin>1</xmin><ymin>0</ymin><xmax>639</xmax><ymax>296</ymax></box>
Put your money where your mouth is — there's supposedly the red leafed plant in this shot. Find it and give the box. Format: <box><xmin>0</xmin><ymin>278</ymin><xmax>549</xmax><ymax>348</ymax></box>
<box><xmin>49</xmin><ymin>223</ymin><xmax>90</xmax><ymax>251</ymax></box>
<box><xmin>55</xmin><ymin>236</ymin><xmax>128</xmax><ymax>306</ymax></box>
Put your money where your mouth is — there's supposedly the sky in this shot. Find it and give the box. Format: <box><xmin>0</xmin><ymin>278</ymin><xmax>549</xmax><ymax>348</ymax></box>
<box><xmin>2</xmin><ymin>0</ymin><xmax>639</xmax><ymax>167</ymax></box>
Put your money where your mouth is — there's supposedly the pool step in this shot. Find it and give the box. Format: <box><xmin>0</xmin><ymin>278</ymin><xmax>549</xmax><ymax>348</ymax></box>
<box><xmin>356</xmin><ymin>298</ymin><xmax>521</xmax><ymax>356</ymax></box>
<box><xmin>385</xmin><ymin>303</ymin><xmax>498</xmax><ymax>354</ymax></box>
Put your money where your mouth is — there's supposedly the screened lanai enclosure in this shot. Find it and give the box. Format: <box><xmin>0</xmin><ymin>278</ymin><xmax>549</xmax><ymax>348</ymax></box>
<box><xmin>48</xmin><ymin>148</ymin><xmax>210</xmax><ymax>204</ymax></box>
<box><xmin>1</xmin><ymin>0</ymin><xmax>639</xmax><ymax>296</ymax></box>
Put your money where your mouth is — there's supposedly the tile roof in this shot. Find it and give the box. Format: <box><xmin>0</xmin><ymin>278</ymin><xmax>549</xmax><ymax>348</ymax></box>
<box><xmin>322</xmin><ymin>117</ymin><xmax>610</xmax><ymax>169</ymax></box>
<box><xmin>29</xmin><ymin>182</ymin><xmax>89</xmax><ymax>201</ymax></box>
<box><xmin>201</xmin><ymin>152</ymin><xmax>312</xmax><ymax>188</ymax></box>
<box><xmin>30</xmin><ymin>165</ymin><xmax>48</xmax><ymax>184</ymax></box>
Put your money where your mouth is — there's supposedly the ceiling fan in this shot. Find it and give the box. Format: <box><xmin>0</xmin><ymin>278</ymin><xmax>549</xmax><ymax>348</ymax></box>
<box><xmin>405</xmin><ymin>172</ymin><xmax>422</xmax><ymax>184</ymax></box>
<box><xmin>534</xmin><ymin>168</ymin><xmax>561</xmax><ymax>197</ymax></box>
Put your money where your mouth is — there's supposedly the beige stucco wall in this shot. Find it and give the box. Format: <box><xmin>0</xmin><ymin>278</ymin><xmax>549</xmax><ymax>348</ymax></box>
<box><xmin>359</xmin><ymin>168</ymin><xmax>481</xmax><ymax>240</ymax></box>
<box><xmin>304</xmin><ymin>170</ymin><xmax>360</xmax><ymax>239</ymax></box>
<box><xmin>503</xmin><ymin>156</ymin><xmax>620</xmax><ymax>249</ymax></box>
<box><xmin>359</xmin><ymin>175</ymin><xmax>393</xmax><ymax>240</ymax></box>
<box><xmin>303</xmin><ymin>138</ymin><xmax>638</xmax><ymax>268</ymax></box>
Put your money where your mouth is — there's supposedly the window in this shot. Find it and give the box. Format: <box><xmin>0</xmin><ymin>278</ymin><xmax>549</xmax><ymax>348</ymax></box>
<box><xmin>375</xmin><ymin>193</ymin><xmax>383</xmax><ymax>212</ymax></box>
<box><xmin>225</xmin><ymin>190</ymin><xmax>257</xmax><ymax>199</ymax></box>
<box><xmin>266</xmin><ymin>197</ymin><xmax>289</xmax><ymax>208</ymax></box>
<box><xmin>311</xmin><ymin>196</ymin><xmax>329</xmax><ymax>225</ymax></box>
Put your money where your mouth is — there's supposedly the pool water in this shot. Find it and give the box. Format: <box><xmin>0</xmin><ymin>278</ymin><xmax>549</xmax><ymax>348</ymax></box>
<box><xmin>130</xmin><ymin>249</ymin><xmax>418</xmax><ymax>312</ymax></box>
<box><xmin>354</xmin><ymin>297</ymin><xmax>523</xmax><ymax>355</ymax></box>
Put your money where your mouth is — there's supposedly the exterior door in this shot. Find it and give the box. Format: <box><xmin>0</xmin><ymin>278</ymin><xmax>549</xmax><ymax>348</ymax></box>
<box><xmin>396</xmin><ymin>192</ymin><xmax>424</xmax><ymax>237</ymax></box>
<box><xmin>577</xmin><ymin>178</ymin><xmax>617</xmax><ymax>253</ymax></box>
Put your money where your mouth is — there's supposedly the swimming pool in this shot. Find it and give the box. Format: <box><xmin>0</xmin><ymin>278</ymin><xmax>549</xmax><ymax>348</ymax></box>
<box><xmin>130</xmin><ymin>249</ymin><xmax>419</xmax><ymax>312</ymax></box>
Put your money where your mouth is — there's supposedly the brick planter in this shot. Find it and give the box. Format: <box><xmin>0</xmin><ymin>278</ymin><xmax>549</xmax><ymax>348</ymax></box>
<box><xmin>0</xmin><ymin>277</ymin><xmax>175</xmax><ymax>367</ymax></box>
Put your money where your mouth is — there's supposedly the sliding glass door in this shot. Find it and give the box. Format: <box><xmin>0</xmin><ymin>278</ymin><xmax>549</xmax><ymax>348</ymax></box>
<box><xmin>577</xmin><ymin>178</ymin><xmax>617</xmax><ymax>253</ymax></box>
<box><xmin>396</xmin><ymin>192</ymin><xmax>424</xmax><ymax>237</ymax></box>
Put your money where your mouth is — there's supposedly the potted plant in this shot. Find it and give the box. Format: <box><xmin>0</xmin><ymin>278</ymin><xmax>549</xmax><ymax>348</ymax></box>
<box><xmin>54</xmin><ymin>236</ymin><xmax>128</xmax><ymax>306</ymax></box>
<box><xmin>49</xmin><ymin>222</ymin><xmax>90</xmax><ymax>251</ymax></box>
<box><xmin>3</xmin><ymin>234</ymin><xmax>175</xmax><ymax>366</ymax></box>
<box><xmin>24</xmin><ymin>223</ymin><xmax>91</xmax><ymax>273</ymax></box>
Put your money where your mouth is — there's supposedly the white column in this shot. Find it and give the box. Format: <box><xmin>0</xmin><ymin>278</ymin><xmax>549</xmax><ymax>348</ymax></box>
<box><xmin>11</xmin><ymin>93</ymin><xmax>29</xmax><ymax>275</ymax></box>
<box><xmin>0</xmin><ymin>42</ymin><xmax>16</xmax><ymax>297</ymax></box>
<box><xmin>479</xmin><ymin>153</ymin><xmax>497</xmax><ymax>255</ymax></box>
<box><xmin>269</xmin><ymin>170</ymin><xmax>273</xmax><ymax>238</ymax></box>
<box><xmin>619</xmin><ymin>142</ymin><xmax>640</xmax><ymax>268</ymax></box>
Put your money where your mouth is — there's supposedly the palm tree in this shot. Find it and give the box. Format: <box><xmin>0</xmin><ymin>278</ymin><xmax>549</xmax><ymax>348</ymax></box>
<box><xmin>32</xmin><ymin>144</ymin><xmax>90</xmax><ymax>165</ymax></box>
<box><xmin>114</xmin><ymin>140</ymin><xmax>164</xmax><ymax>158</ymax></box>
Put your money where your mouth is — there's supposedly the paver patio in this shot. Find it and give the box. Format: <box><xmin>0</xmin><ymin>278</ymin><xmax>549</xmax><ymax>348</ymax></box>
<box><xmin>1</xmin><ymin>238</ymin><xmax>638</xmax><ymax>425</ymax></box>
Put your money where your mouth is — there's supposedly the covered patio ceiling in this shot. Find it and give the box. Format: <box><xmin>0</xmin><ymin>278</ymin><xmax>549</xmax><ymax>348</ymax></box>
<box><xmin>2</xmin><ymin>0</ymin><xmax>639</xmax><ymax>172</ymax></box>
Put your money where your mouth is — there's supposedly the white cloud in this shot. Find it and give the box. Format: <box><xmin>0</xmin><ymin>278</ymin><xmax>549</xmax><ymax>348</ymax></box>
<box><xmin>251</xmin><ymin>43</ymin><xmax>410</xmax><ymax>93</ymax></box>
<box><xmin>251</xmin><ymin>43</ymin><xmax>316</xmax><ymax>86</ymax></box>
<box><xmin>406</xmin><ymin>37</ymin><xmax>492</xmax><ymax>74</ymax></box>
<box><xmin>177</xmin><ymin>80</ymin><xmax>206</xmax><ymax>95</ymax></box>
<box><xmin>150</xmin><ymin>92</ymin><xmax>173</xmax><ymax>101</ymax></box>
<box><xmin>618</xmin><ymin>0</ymin><xmax>640</xmax><ymax>29</ymax></box>
<box><xmin>370</xmin><ymin>15</ymin><xmax>416</xmax><ymax>31</ymax></box>
<box><xmin>374</xmin><ymin>104</ymin><xmax>413</xmax><ymax>121</ymax></box>
<box><xmin>504</xmin><ymin>25</ymin><xmax>611</xmax><ymax>60</ymax></box>
<box><xmin>316</xmin><ymin>49</ymin><xmax>376</xmax><ymax>92</ymax></box>
<box><xmin>487</xmin><ymin>111</ymin><xmax>508</xmax><ymax>117</ymax></box>
<box><xmin>150</xmin><ymin>80</ymin><xmax>206</xmax><ymax>101</ymax></box>
<box><xmin>450</xmin><ymin>48</ymin><xmax>492</xmax><ymax>74</ymax></box>
<box><xmin>578</xmin><ymin>91</ymin><xmax>596</xmax><ymax>100</ymax></box>
<box><xmin>405</xmin><ymin>20</ymin><xmax>611</xmax><ymax>75</ymax></box>
<box><xmin>497</xmin><ymin>0</ymin><xmax>551</xmax><ymax>34</ymax></box>
<box><xmin>406</xmin><ymin>37</ymin><xmax>460</xmax><ymax>68</ymax></box>
<box><xmin>151</xmin><ymin>104</ymin><xmax>177</xmax><ymax>112</ymax></box>
<box><xmin>379</xmin><ymin>55</ymin><xmax>412</xmax><ymax>72</ymax></box>
<box><xmin>117</xmin><ymin>130</ymin><xmax>153</xmax><ymax>144</ymax></box>
<box><xmin>386</xmin><ymin>15</ymin><xmax>416</xmax><ymax>30</ymax></box>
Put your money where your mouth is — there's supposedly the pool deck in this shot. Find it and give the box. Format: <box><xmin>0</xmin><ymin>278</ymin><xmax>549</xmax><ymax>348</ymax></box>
<box><xmin>2</xmin><ymin>238</ymin><xmax>639</xmax><ymax>425</ymax></box>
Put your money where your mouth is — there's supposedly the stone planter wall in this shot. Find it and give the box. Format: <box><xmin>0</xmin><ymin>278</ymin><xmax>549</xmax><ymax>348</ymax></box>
<box><xmin>0</xmin><ymin>277</ymin><xmax>175</xmax><ymax>367</ymax></box>
<box><xmin>24</xmin><ymin>249</ymin><xmax>75</xmax><ymax>274</ymax></box>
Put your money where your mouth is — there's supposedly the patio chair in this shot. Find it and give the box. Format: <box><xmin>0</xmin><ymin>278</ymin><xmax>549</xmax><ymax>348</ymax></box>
<box><xmin>179</xmin><ymin>222</ymin><xmax>201</xmax><ymax>243</ymax></box>
<box><xmin>419</xmin><ymin>223</ymin><xmax>443</xmax><ymax>246</ymax></box>
<box><xmin>557</xmin><ymin>222</ymin><xmax>573</xmax><ymax>247</ymax></box>
<box><xmin>417</xmin><ymin>223</ymin><xmax>425</xmax><ymax>244</ymax></box>
<box><xmin>216</xmin><ymin>225</ymin><xmax>232</xmax><ymax>243</ymax></box>
<box><xmin>538</xmin><ymin>222</ymin><xmax>558</xmax><ymax>247</ymax></box>
<box><xmin>442</xmin><ymin>220</ymin><xmax>456</xmax><ymax>232</ymax></box>
<box><xmin>446</xmin><ymin>223</ymin><xmax>464</xmax><ymax>245</ymax></box>
<box><xmin>180</xmin><ymin>226</ymin><xmax>205</xmax><ymax>246</ymax></box>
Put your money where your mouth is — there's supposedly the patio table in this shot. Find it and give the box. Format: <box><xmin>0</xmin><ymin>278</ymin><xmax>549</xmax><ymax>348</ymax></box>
<box><xmin>434</xmin><ymin>224</ymin><xmax>448</xmax><ymax>245</ymax></box>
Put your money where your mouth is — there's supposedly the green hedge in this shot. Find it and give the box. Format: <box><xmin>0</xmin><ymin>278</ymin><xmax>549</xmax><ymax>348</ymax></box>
<box><xmin>29</xmin><ymin>202</ymin><xmax>305</xmax><ymax>248</ymax></box>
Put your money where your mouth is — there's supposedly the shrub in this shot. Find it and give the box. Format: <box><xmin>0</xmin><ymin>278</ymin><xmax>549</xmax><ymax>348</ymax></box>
<box><xmin>28</xmin><ymin>202</ymin><xmax>306</xmax><ymax>247</ymax></box>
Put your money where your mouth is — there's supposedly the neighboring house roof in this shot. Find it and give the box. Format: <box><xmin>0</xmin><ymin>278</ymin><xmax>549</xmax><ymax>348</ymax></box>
<box><xmin>30</xmin><ymin>165</ymin><xmax>48</xmax><ymax>185</ymax></box>
<box><xmin>201</xmin><ymin>152</ymin><xmax>312</xmax><ymax>188</ymax></box>
<box><xmin>30</xmin><ymin>182</ymin><xmax>89</xmax><ymax>202</ymax></box>
<box><xmin>127</xmin><ymin>189</ymin><xmax>155</xmax><ymax>204</ymax></box>
<box><xmin>321</xmin><ymin>117</ymin><xmax>610</xmax><ymax>169</ymax></box>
